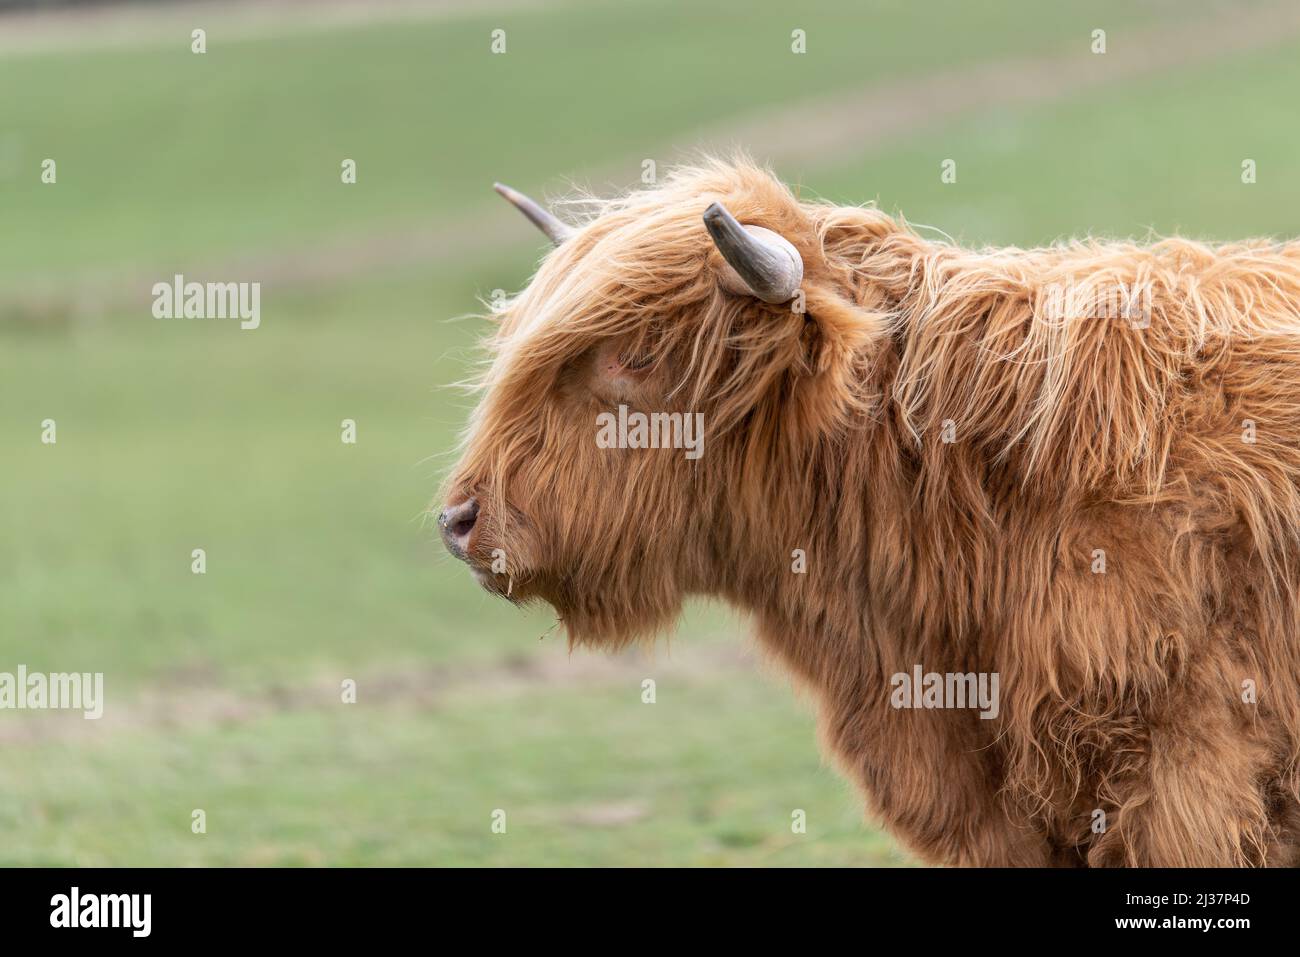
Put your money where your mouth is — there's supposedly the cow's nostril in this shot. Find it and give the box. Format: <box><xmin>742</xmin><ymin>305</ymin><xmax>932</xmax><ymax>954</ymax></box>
<box><xmin>439</xmin><ymin>497</ymin><xmax>480</xmax><ymax>558</ymax></box>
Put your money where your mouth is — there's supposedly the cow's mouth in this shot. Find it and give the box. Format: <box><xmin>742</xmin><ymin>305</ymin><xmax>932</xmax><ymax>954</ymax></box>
<box><xmin>469</xmin><ymin>565</ymin><xmax>536</xmax><ymax>606</ymax></box>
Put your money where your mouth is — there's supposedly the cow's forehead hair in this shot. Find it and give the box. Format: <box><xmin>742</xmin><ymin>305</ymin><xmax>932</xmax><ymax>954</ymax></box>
<box><xmin>475</xmin><ymin>156</ymin><xmax>889</xmax><ymax>408</ymax></box>
<box><xmin>489</xmin><ymin>155</ymin><xmax>805</xmax><ymax>333</ymax></box>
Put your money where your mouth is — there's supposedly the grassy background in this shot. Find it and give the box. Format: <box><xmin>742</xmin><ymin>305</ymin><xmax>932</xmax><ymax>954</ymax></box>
<box><xmin>1</xmin><ymin>0</ymin><xmax>1297</xmax><ymax>865</ymax></box>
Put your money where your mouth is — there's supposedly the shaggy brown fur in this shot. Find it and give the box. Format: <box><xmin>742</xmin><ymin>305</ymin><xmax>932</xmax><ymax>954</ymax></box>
<box><xmin>441</xmin><ymin>158</ymin><xmax>1300</xmax><ymax>867</ymax></box>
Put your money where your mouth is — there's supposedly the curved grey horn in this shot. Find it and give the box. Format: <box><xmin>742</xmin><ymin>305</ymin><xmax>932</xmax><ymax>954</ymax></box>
<box><xmin>494</xmin><ymin>182</ymin><xmax>575</xmax><ymax>246</ymax></box>
<box><xmin>703</xmin><ymin>201</ymin><xmax>803</xmax><ymax>303</ymax></box>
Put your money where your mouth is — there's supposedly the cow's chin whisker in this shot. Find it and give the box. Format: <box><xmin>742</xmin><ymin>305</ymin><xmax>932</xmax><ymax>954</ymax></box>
<box><xmin>471</xmin><ymin>567</ymin><xmax>533</xmax><ymax>607</ymax></box>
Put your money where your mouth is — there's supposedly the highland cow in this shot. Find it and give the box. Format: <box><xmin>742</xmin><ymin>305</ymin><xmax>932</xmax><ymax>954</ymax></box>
<box><xmin>438</xmin><ymin>160</ymin><xmax>1300</xmax><ymax>867</ymax></box>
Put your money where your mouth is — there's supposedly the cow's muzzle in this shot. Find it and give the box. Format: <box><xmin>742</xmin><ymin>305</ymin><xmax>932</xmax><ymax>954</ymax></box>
<box><xmin>438</xmin><ymin>497</ymin><xmax>479</xmax><ymax>560</ymax></box>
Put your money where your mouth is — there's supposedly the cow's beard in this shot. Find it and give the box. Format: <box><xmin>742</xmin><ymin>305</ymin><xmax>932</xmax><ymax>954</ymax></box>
<box><xmin>470</xmin><ymin>559</ymin><xmax>680</xmax><ymax>649</ymax></box>
<box><xmin>461</xmin><ymin>504</ymin><xmax>688</xmax><ymax>646</ymax></box>
<box><xmin>548</xmin><ymin>572</ymin><xmax>685</xmax><ymax>649</ymax></box>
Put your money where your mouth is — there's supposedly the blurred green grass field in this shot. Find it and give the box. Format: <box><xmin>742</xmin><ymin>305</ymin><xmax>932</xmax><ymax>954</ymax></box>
<box><xmin>1</xmin><ymin>0</ymin><xmax>1298</xmax><ymax>865</ymax></box>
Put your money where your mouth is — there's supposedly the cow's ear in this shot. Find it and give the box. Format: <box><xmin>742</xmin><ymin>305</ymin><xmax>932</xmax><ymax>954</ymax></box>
<box><xmin>773</xmin><ymin>282</ymin><xmax>888</xmax><ymax>436</ymax></box>
<box><xmin>796</xmin><ymin>284</ymin><xmax>886</xmax><ymax>375</ymax></box>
